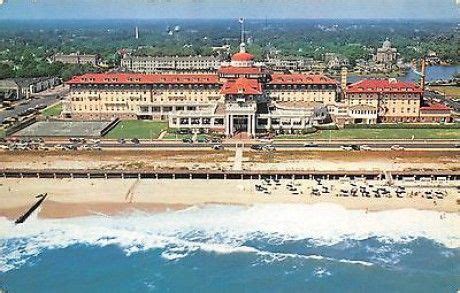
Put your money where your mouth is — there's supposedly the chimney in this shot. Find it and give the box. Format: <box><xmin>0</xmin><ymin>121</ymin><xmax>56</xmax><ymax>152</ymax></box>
<box><xmin>420</xmin><ymin>57</ymin><xmax>426</xmax><ymax>91</ymax></box>
<box><xmin>340</xmin><ymin>67</ymin><xmax>347</xmax><ymax>99</ymax></box>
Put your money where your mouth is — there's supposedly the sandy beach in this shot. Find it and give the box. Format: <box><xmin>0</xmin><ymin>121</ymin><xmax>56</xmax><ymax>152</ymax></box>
<box><xmin>0</xmin><ymin>178</ymin><xmax>458</xmax><ymax>220</ymax></box>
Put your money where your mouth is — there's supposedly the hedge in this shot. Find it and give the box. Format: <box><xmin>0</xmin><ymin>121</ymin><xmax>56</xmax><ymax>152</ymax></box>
<box><xmin>344</xmin><ymin>123</ymin><xmax>460</xmax><ymax>129</ymax></box>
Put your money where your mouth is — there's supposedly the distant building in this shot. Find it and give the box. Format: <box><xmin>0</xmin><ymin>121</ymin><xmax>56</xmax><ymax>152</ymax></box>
<box><xmin>0</xmin><ymin>77</ymin><xmax>61</xmax><ymax>101</ymax></box>
<box><xmin>266</xmin><ymin>56</ymin><xmax>315</xmax><ymax>72</ymax></box>
<box><xmin>324</xmin><ymin>53</ymin><xmax>349</xmax><ymax>70</ymax></box>
<box><xmin>345</xmin><ymin>79</ymin><xmax>422</xmax><ymax>123</ymax></box>
<box><xmin>53</xmin><ymin>53</ymin><xmax>100</xmax><ymax>66</ymax></box>
<box><xmin>372</xmin><ymin>39</ymin><xmax>398</xmax><ymax>72</ymax></box>
<box><xmin>121</xmin><ymin>55</ymin><xmax>224</xmax><ymax>73</ymax></box>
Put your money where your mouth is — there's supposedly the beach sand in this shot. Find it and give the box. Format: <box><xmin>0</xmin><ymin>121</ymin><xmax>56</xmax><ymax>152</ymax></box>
<box><xmin>0</xmin><ymin>178</ymin><xmax>458</xmax><ymax>220</ymax></box>
<box><xmin>0</xmin><ymin>150</ymin><xmax>458</xmax><ymax>172</ymax></box>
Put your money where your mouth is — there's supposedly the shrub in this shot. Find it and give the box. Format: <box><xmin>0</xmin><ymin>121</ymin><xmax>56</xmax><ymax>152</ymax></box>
<box><xmin>344</xmin><ymin>123</ymin><xmax>460</xmax><ymax>129</ymax></box>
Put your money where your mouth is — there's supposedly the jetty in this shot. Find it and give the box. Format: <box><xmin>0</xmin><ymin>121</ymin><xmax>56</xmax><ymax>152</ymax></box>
<box><xmin>14</xmin><ymin>193</ymin><xmax>47</xmax><ymax>224</ymax></box>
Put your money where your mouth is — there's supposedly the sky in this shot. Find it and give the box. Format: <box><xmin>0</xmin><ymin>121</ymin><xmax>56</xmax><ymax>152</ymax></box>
<box><xmin>0</xmin><ymin>0</ymin><xmax>459</xmax><ymax>20</ymax></box>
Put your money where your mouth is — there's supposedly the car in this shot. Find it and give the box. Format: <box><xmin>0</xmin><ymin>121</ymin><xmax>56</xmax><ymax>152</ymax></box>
<box><xmin>304</xmin><ymin>142</ymin><xmax>319</xmax><ymax>147</ymax></box>
<box><xmin>37</xmin><ymin>145</ymin><xmax>49</xmax><ymax>151</ymax></box>
<box><xmin>53</xmin><ymin>144</ymin><xmax>66</xmax><ymax>150</ymax></box>
<box><xmin>350</xmin><ymin>145</ymin><xmax>361</xmax><ymax>151</ymax></box>
<box><xmin>212</xmin><ymin>144</ymin><xmax>224</xmax><ymax>150</ymax></box>
<box><xmin>80</xmin><ymin>145</ymin><xmax>92</xmax><ymax>151</ymax></box>
<box><xmin>341</xmin><ymin>145</ymin><xmax>353</xmax><ymax>151</ymax></box>
<box><xmin>454</xmin><ymin>144</ymin><xmax>460</xmax><ymax>148</ymax></box>
<box><xmin>182</xmin><ymin>138</ymin><xmax>193</xmax><ymax>144</ymax></box>
<box><xmin>35</xmin><ymin>104</ymin><xmax>47</xmax><ymax>110</ymax></box>
<box><xmin>131</xmin><ymin>138</ymin><xmax>140</xmax><ymax>145</ymax></box>
<box><xmin>65</xmin><ymin>145</ymin><xmax>78</xmax><ymax>151</ymax></box>
<box><xmin>391</xmin><ymin>145</ymin><xmax>405</xmax><ymax>151</ymax></box>
<box><xmin>177</xmin><ymin>129</ymin><xmax>191</xmax><ymax>135</ymax></box>
<box><xmin>118</xmin><ymin>138</ymin><xmax>126</xmax><ymax>144</ymax></box>
<box><xmin>263</xmin><ymin>145</ymin><xmax>276</xmax><ymax>151</ymax></box>
<box><xmin>5</xmin><ymin>106</ymin><xmax>14</xmax><ymax>110</ymax></box>
<box><xmin>360</xmin><ymin>145</ymin><xmax>372</xmax><ymax>151</ymax></box>
<box><xmin>197</xmin><ymin>137</ymin><xmax>209</xmax><ymax>143</ymax></box>
<box><xmin>251</xmin><ymin>144</ymin><xmax>263</xmax><ymax>150</ymax></box>
<box><xmin>69</xmin><ymin>137</ymin><xmax>86</xmax><ymax>144</ymax></box>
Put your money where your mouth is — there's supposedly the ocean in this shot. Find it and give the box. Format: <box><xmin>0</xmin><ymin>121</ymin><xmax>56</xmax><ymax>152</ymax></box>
<box><xmin>1</xmin><ymin>204</ymin><xmax>459</xmax><ymax>292</ymax></box>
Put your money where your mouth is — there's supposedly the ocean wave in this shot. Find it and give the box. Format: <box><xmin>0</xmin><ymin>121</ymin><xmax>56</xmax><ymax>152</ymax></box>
<box><xmin>0</xmin><ymin>203</ymin><xmax>458</xmax><ymax>272</ymax></box>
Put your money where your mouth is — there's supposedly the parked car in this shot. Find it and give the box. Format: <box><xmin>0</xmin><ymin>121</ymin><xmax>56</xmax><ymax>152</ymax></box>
<box><xmin>391</xmin><ymin>145</ymin><xmax>405</xmax><ymax>151</ymax></box>
<box><xmin>341</xmin><ymin>145</ymin><xmax>353</xmax><ymax>151</ymax></box>
<box><xmin>263</xmin><ymin>145</ymin><xmax>276</xmax><ymax>151</ymax></box>
<box><xmin>360</xmin><ymin>145</ymin><xmax>372</xmax><ymax>151</ymax></box>
<box><xmin>212</xmin><ymin>144</ymin><xmax>224</xmax><ymax>150</ymax></box>
<box><xmin>177</xmin><ymin>129</ymin><xmax>191</xmax><ymax>135</ymax></box>
<box><xmin>251</xmin><ymin>144</ymin><xmax>263</xmax><ymax>150</ymax></box>
<box><xmin>182</xmin><ymin>138</ymin><xmax>193</xmax><ymax>144</ymax></box>
<box><xmin>118</xmin><ymin>138</ymin><xmax>126</xmax><ymax>144</ymax></box>
<box><xmin>53</xmin><ymin>144</ymin><xmax>66</xmax><ymax>151</ymax></box>
<box><xmin>131</xmin><ymin>138</ymin><xmax>140</xmax><ymax>145</ymax></box>
<box><xmin>304</xmin><ymin>142</ymin><xmax>319</xmax><ymax>148</ymax></box>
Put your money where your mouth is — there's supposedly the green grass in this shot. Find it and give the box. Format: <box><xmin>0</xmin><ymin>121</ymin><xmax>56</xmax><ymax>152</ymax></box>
<box><xmin>163</xmin><ymin>133</ymin><xmax>191</xmax><ymax>140</ymax></box>
<box><xmin>0</xmin><ymin>129</ymin><xmax>5</xmax><ymax>138</ymax></box>
<box><xmin>277</xmin><ymin>128</ymin><xmax>460</xmax><ymax>140</ymax></box>
<box><xmin>41</xmin><ymin>103</ymin><xmax>62</xmax><ymax>117</ymax></box>
<box><xmin>105</xmin><ymin>120</ymin><xmax>168</xmax><ymax>139</ymax></box>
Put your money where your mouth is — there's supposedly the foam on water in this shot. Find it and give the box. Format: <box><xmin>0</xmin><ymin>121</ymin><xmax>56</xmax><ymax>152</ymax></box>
<box><xmin>0</xmin><ymin>203</ymin><xmax>459</xmax><ymax>272</ymax></box>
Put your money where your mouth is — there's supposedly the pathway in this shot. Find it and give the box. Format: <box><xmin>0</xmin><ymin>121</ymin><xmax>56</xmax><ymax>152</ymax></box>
<box><xmin>233</xmin><ymin>144</ymin><xmax>244</xmax><ymax>171</ymax></box>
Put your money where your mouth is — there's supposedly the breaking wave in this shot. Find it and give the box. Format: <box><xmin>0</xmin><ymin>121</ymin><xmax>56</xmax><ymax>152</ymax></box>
<box><xmin>0</xmin><ymin>203</ymin><xmax>459</xmax><ymax>273</ymax></box>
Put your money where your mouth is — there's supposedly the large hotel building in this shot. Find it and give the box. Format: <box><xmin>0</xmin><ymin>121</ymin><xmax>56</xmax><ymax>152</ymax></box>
<box><xmin>64</xmin><ymin>43</ymin><xmax>452</xmax><ymax>137</ymax></box>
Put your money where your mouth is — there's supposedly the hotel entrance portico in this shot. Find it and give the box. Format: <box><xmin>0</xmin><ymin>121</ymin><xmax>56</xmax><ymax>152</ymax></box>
<box><xmin>225</xmin><ymin>113</ymin><xmax>256</xmax><ymax>138</ymax></box>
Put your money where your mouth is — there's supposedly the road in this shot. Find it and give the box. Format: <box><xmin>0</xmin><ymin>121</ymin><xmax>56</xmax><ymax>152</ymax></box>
<box><xmin>27</xmin><ymin>140</ymin><xmax>459</xmax><ymax>151</ymax></box>
<box><xmin>0</xmin><ymin>85</ymin><xmax>68</xmax><ymax>123</ymax></box>
<box><xmin>0</xmin><ymin>95</ymin><xmax>60</xmax><ymax>123</ymax></box>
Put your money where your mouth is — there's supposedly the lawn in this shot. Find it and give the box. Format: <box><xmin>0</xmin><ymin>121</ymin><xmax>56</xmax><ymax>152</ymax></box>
<box><xmin>0</xmin><ymin>129</ymin><xmax>5</xmax><ymax>138</ymax></box>
<box><xmin>430</xmin><ymin>86</ymin><xmax>460</xmax><ymax>99</ymax></box>
<box><xmin>105</xmin><ymin>120</ymin><xmax>168</xmax><ymax>139</ymax></box>
<box><xmin>41</xmin><ymin>103</ymin><xmax>63</xmax><ymax>117</ymax></box>
<box><xmin>277</xmin><ymin>128</ymin><xmax>460</xmax><ymax>140</ymax></box>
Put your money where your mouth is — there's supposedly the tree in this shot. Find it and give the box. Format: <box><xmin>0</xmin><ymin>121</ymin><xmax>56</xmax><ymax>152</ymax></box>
<box><xmin>0</xmin><ymin>63</ymin><xmax>14</xmax><ymax>79</ymax></box>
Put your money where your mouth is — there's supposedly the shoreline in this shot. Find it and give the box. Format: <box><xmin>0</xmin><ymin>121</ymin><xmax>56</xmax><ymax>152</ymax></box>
<box><xmin>0</xmin><ymin>178</ymin><xmax>458</xmax><ymax>220</ymax></box>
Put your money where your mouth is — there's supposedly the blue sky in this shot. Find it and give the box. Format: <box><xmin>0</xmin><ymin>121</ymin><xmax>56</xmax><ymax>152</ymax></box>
<box><xmin>0</xmin><ymin>0</ymin><xmax>458</xmax><ymax>20</ymax></box>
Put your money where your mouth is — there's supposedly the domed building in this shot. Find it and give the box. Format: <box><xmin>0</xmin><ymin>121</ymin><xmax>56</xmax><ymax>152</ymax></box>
<box><xmin>230</xmin><ymin>43</ymin><xmax>254</xmax><ymax>67</ymax></box>
<box><xmin>373</xmin><ymin>38</ymin><xmax>398</xmax><ymax>72</ymax></box>
<box><xmin>218</xmin><ymin>42</ymin><xmax>270</xmax><ymax>82</ymax></box>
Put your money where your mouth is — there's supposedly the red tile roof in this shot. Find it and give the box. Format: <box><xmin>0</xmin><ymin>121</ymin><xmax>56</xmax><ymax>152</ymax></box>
<box><xmin>221</xmin><ymin>78</ymin><xmax>262</xmax><ymax>95</ymax></box>
<box><xmin>347</xmin><ymin>79</ymin><xmax>423</xmax><ymax>94</ymax></box>
<box><xmin>269</xmin><ymin>74</ymin><xmax>338</xmax><ymax>85</ymax></box>
<box><xmin>67</xmin><ymin>73</ymin><xmax>220</xmax><ymax>85</ymax></box>
<box><xmin>218</xmin><ymin>66</ymin><xmax>265</xmax><ymax>75</ymax></box>
<box><xmin>231</xmin><ymin>52</ymin><xmax>255</xmax><ymax>62</ymax></box>
<box><xmin>420</xmin><ymin>102</ymin><xmax>451</xmax><ymax>111</ymax></box>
